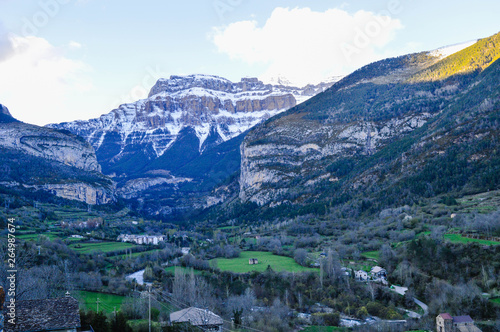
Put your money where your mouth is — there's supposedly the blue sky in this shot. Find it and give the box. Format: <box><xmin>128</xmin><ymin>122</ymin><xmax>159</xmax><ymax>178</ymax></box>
<box><xmin>0</xmin><ymin>0</ymin><xmax>499</xmax><ymax>125</ymax></box>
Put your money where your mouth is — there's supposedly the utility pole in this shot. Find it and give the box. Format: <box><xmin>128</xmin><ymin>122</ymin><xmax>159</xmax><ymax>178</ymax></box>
<box><xmin>148</xmin><ymin>285</ymin><xmax>151</xmax><ymax>332</ymax></box>
<box><xmin>96</xmin><ymin>298</ymin><xmax>100</xmax><ymax>312</ymax></box>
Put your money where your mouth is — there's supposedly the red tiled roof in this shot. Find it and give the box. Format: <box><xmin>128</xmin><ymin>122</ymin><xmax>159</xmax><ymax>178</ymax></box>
<box><xmin>439</xmin><ymin>313</ymin><xmax>453</xmax><ymax>320</ymax></box>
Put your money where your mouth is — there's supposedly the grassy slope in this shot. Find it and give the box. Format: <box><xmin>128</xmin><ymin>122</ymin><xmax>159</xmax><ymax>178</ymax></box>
<box><xmin>213</xmin><ymin>251</ymin><xmax>317</xmax><ymax>273</ymax></box>
<box><xmin>411</xmin><ymin>32</ymin><xmax>500</xmax><ymax>81</ymax></box>
<box><xmin>444</xmin><ymin>234</ymin><xmax>500</xmax><ymax>246</ymax></box>
<box><xmin>78</xmin><ymin>291</ymin><xmax>126</xmax><ymax>313</ymax></box>
<box><xmin>69</xmin><ymin>241</ymin><xmax>136</xmax><ymax>254</ymax></box>
<box><xmin>361</xmin><ymin>251</ymin><xmax>380</xmax><ymax>260</ymax></box>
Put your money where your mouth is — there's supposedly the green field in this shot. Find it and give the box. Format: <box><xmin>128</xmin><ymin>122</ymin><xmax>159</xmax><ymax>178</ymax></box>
<box><xmin>361</xmin><ymin>251</ymin><xmax>380</xmax><ymax>260</ymax></box>
<box><xmin>212</xmin><ymin>251</ymin><xmax>318</xmax><ymax>273</ymax></box>
<box><xmin>301</xmin><ymin>327</ymin><xmax>348</xmax><ymax>332</ymax></box>
<box><xmin>444</xmin><ymin>234</ymin><xmax>500</xmax><ymax>246</ymax></box>
<box><xmin>18</xmin><ymin>232</ymin><xmax>62</xmax><ymax>241</ymax></box>
<box><xmin>69</xmin><ymin>241</ymin><xmax>136</xmax><ymax>254</ymax></box>
<box><xmin>490</xmin><ymin>297</ymin><xmax>500</xmax><ymax>305</ymax></box>
<box><xmin>78</xmin><ymin>291</ymin><xmax>126</xmax><ymax>314</ymax></box>
<box><xmin>418</xmin><ymin>232</ymin><xmax>500</xmax><ymax>246</ymax></box>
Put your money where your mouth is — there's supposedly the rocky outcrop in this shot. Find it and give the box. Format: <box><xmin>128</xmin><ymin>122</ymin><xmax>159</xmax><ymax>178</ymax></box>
<box><xmin>118</xmin><ymin>176</ymin><xmax>192</xmax><ymax>199</ymax></box>
<box><xmin>0</xmin><ymin>104</ymin><xmax>11</xmax><ymax>116</ymax></box>
<box><xmin>0</xmin><ymin>106</ymin><xmax>113</xmax><ymax>204</ymax></box>
<box><xmin>0</xmin><ymin>122</ymin><xmax>101</xmax><ymax>172</ymax></box>
<box><xmin>40</xmin><ymin>183</ymin><xmax>113</xmax><ymax>205</ymax></box>
<box><xmin>240</xmin><ymin>113</ymin><xmax>433</xmax><ymax>205</ymax></box>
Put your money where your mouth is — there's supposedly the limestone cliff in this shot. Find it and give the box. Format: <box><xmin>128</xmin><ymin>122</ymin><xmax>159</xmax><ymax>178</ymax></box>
<box><xmin>0</xmin><ymin>107</ymin><xmax>113</xmax><ymax>205</ymax></box>
<box><xmin>0</xmin><ymin>121</ymin><xmax>100</xmax><ymax>172</ymax></box>
<box><xmin>240</xmin><ymin>37</ymin><xmax>500</xmax><ymax>207</ymax></box>
<box><xmin>49</xmin><ymin>75</ymin><xmax>331</xmax><ymax>176</ymax></box>
<box><xmin>40</xmin><ymin>183</ymin><xmax>113</xmax><ymax>205</ymax></box>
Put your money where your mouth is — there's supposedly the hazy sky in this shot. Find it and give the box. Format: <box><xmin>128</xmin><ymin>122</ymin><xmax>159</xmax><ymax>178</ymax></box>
<box><xmin>0</xmin><ymin>0</ymin><xmax>499</xmax><ymax>125</ymax></box>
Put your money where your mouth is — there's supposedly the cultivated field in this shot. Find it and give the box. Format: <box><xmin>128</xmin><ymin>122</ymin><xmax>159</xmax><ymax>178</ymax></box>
<box><xmin>361</xmin><ymin>250</ymin><xmax>380</xmax><ymax>260</ymax></box>
<box><xmin>213</xmin><ymin>251</ymin><xmax>317</xmax><ymax>273</ymax></box>
<box><xmin>78</xmin><ymin>291</ymin><xmax>126</xmax><ymax>314</ymax></box>
<box><xmin>69</xmin><ymin>241</ymin><xmax>136</xmax><ymax>254</ymax></box>
<box><xmin>444</xmin><ymin>234</ymin><xmax>500</xmax><ymax>246</ymax></box>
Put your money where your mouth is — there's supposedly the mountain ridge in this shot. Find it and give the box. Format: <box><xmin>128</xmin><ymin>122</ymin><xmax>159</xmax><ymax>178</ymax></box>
<box><xmin>47</xmin><ymin>75</ymin><xmax>334</xmax><ymax>214</ymax></box>
<box><xmin>0</xmin><ymin>106</ymin><xmax>114</xmax><ymax>205</ymax></box>
<box><xmin>237</xmin><ymin>32</ymin><xmax>500</xmax><ymax>217</ymax></box>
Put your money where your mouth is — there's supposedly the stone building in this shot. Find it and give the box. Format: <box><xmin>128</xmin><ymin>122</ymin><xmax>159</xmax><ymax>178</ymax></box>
<box><xmin>170</xmin><ymin>307</ymin><xmax>223</xmax><ymax>331</ymax></box>
<box><xmin>249</xmin><ymin>258</ymin><xmax>259</xmax><ymax>265</ymax></box>
<box><xmin>436</xmin><ymin>313</ymin><xmax>482</xmax><ymax>332</ymax></box>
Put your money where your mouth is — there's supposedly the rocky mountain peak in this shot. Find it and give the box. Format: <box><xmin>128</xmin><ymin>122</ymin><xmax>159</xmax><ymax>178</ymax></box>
<box><xmin>148</xmin><ymin>74</ymin><xmax>235</xmax><ymax>97</ymax></box>
<box><xmin>0</xmin><ymin>104</ymin><xmax>19</xmax><ymax>123</ymax></box>
<box><xmin>148</xmin><ymin>74</ymin><xmax>288</xmax><ymax>97</ymax></box>
<box><xmin>0</xmin><ymin>104</ymin><xmax>11</xmax><ymax>116</ymax></box>
<box><xmin>49</xmin><ymin>73</ymin><xmax>336</xmax><ymax>211</ymax></box>
<box><xmin>51</xmin><ymin>74</ymin><xmax>335</xmax><ymax>176</ymax></box>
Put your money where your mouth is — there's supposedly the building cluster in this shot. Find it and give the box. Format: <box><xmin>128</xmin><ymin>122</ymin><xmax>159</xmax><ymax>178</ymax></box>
<box><xmin>355</xmin><ymin>266</ymin><xmax>387</xmax><ymax>283</ymax></box>
<box><xmin>436</xmin><ymin>313</ymin><xmax>482</xmax><ymax>332</ymax></box>
<box><xmin>117</xmin><ymin>234</ymin><xmax>165</xmax><ymax>245</ymax></box>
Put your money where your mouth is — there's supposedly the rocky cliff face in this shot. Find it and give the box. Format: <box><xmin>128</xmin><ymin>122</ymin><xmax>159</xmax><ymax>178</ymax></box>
<box><xmin>0</xmin><ymin>122</ymin><xmax>100</xmax><ymax>172</ymax></box>
<box><xmin>46</xmin><ymin>75</ymin><xmax>333</xmax><ymax>214</ymax></box>
<box><xmin>0</xmin><ymin>104</ymin><xmax>10</xmax><ymax>116</ymax></box>
<box><xmin>49</xmin><ymin>75</ymin><xmax>331</xmax><ymax>176</ymax></box>
<box><xmin>240</xmin><ymin>36</ymin><xmax>500</xmax><ymax>207</ymax></box>
<box><xmin>240</xmin><ymin>112</ymin><xmax>433</xmax><ymax>205</ymax></box>
<box><xmin>40</xmin><ymin>183</ymin><xmax>113</xmax><ymax>205</ymax></box>
<box><xmin>0</xmin><ymin>107</ymin><xmax>113</xmax><ymax>205</ymax></box>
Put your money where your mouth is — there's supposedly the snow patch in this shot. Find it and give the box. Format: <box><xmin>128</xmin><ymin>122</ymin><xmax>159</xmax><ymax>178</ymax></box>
<box><xmin>429</xmin><ymin>40</ymin><xmax>478</xmax><ymax>59</ymax></box>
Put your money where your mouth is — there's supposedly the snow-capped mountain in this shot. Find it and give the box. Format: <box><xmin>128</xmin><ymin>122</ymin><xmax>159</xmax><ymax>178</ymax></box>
<box><xmin>50</xmin><ymin>74</ymin><xmax>332</xmax><ymax>177</ymax></box>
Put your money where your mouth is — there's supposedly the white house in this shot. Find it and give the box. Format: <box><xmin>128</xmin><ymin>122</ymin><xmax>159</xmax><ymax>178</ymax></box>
<box><xmin>355</xmin><ymin>270</ymin><xmax>368</xmax><ymax>281</ymax></box>
<box><xmin>117</xmin><ymin>234</ymin><xmax>165</xmax><ymax>245</ymax></box>
<box><xmin>370</xmin><ymin>266</ymin><xmax>387</xmax><ymax>279</ymax></box>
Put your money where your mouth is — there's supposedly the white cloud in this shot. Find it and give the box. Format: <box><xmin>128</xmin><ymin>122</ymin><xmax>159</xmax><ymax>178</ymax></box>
<box><xmin>211</xmin><ymin>7</ymin><xmax>403</xmax><ymax>87</ymax></box>
<box><xmin>68</xmin><ymin>40</ymin><xmax>82</xmax><ymax>49</ymax></box>
<box><xmin>0</xmin><ymin>34</ymin><xmax>93</xmax><ymax>125</ymax></box>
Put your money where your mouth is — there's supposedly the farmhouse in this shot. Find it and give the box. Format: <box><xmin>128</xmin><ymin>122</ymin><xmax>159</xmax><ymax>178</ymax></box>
<box><xmin>436</xmin><ymin>313</ymin><xmax>482</xmax><ymax>332</ymax></box>
<box><xmin>370</xmin><ymin>266</ymin><xmax>387</xmax><ymax>279</ymax></box>
<box><xmin>170</xmin><ymin>307</ymin><xmax>223</xmax><ymax>331</ymax></box>
<box><xmin>249</xmin><ymin>258</ymin><xmax>259</xmax><ymax>265</ymax></box>
<box><xmin>5</xmin><ymin>295</ymin><xmax>81</xmax><ymax>332</ymax></box>
<box><xmin>355</xmin><ymin>270</ymin><xmax>368</xmax><ymax>281</ymax></box>
<box><xmin>118</xmin><ymin>234</ymin><xmax>165</xmax><ymax>245</ymax></box>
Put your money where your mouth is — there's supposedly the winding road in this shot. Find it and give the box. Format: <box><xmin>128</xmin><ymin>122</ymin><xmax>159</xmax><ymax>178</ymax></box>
<box><xmin>390</xmin><ymin>285</ymin><xmax>429</xmax><ymax>317</ymax></box>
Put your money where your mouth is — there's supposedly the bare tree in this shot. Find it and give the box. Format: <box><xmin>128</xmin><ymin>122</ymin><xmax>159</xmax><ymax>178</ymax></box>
<box><xmin>294</xmin><ymin>249</ymin><xmax>308</xmax><ymax>266</ymax></box>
